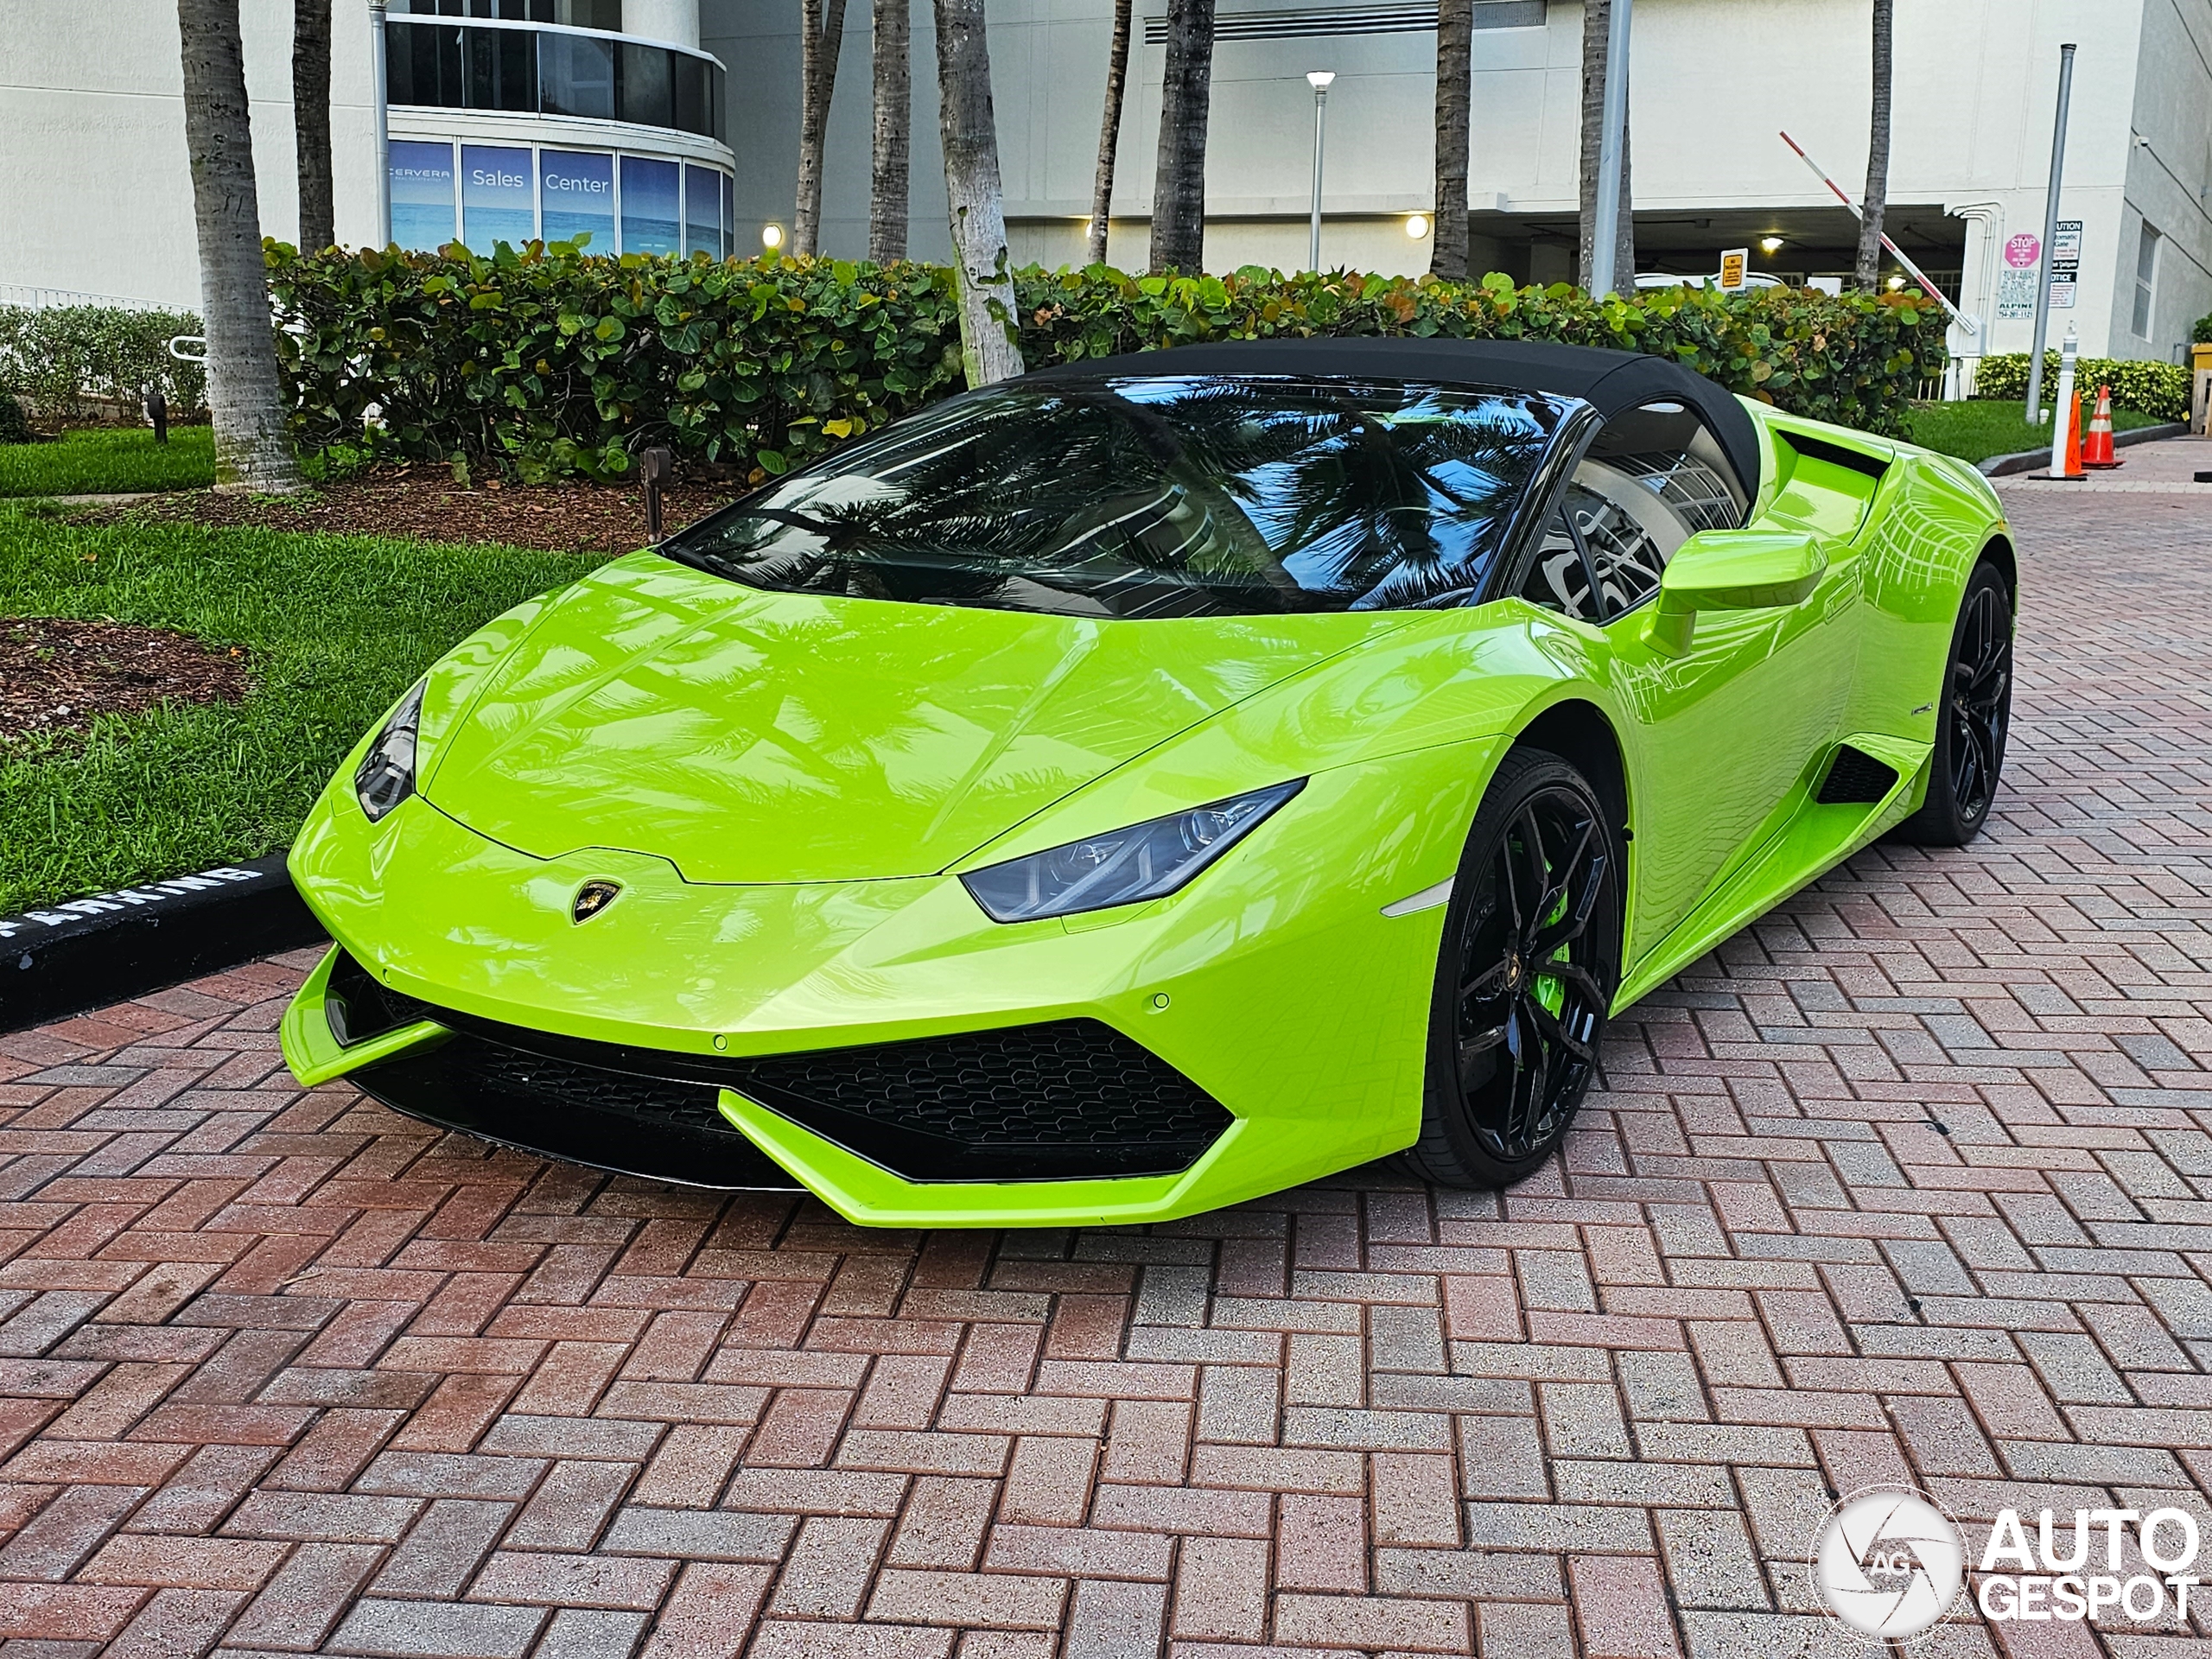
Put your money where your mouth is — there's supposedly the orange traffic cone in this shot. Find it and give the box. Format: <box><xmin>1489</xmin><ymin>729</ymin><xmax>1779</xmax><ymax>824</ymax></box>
<box><xmin>2082</xmin><ymin>385</ymin><xmax>2121</xmax><ymax>467</ymax></box>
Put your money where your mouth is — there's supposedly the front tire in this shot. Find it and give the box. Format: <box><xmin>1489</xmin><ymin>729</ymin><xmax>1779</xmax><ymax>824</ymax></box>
<box><xmin>1892</xmin><ymin>559</ymin><xmax>2012</xmax><ymax>847</ymax></box>
<box><xmin>1402</xmin><ymin>748</ymin><xmax>1624</xmax><ymax>1190</ymax></box>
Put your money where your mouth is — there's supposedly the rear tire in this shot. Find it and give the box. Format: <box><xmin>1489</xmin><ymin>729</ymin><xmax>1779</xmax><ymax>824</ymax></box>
<box><xmin>1891</xmin><ymin>559</ymin><xmax>2012</xmax><ymax>847</ymax></box>
<box><xmin>1402</xmin><ymin>748</ymin><xmax>1624</xmax><ymax>1190</ymax></box>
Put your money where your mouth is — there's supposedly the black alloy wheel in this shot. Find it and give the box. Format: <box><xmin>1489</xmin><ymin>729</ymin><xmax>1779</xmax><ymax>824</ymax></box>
<box><xmin>1404</xmin><ymin>748</ymin><xmax>1623</xmax><ymax>1188</ymax></box>
<box><xmin>1893</xmin><ymin>559</ymin><xmax>2013</xmax><ymax>846</ymax></box>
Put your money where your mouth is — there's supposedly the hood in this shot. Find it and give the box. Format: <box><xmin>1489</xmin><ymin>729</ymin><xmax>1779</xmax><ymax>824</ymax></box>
<box><xmin>422</xmin><ymin>555</ymin><xmax>1409</xmax><ymax>884</ymax></box>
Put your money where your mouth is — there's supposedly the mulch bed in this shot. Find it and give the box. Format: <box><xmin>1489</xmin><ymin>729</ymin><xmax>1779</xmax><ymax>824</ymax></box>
<box><xmin>0</xmin><ymin>618</ymin><xmax>251</xmax><ymax>748</ymax></box>
<box><xmin>87</xmin><ymin>465</ymin><xmax>749</xmax><ymax>555</ymax></box>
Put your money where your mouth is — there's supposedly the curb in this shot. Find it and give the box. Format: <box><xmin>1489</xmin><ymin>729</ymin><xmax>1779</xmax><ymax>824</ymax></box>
<box><xmin>0</xmin><ymin>855</ymin><xmax>325</xmax><ymax>1036</ymax></box>
<box><xmin>1978</xmin><ymin>421</ymin><xmax>2188</xmax><ymax>477</ymax></box>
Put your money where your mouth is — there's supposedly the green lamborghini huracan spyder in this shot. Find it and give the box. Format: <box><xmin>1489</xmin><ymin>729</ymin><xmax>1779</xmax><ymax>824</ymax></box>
<box><xmin>281</xmin><ymin>337</ymin><xmax>2014</xmax><ymax>1226</ymax></box>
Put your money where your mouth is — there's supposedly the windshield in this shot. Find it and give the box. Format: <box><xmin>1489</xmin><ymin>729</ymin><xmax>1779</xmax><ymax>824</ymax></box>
<box><xmin>663</xmin><ymin>374</ymin><xmax>1578</xmax><ymax>618</ymax></box>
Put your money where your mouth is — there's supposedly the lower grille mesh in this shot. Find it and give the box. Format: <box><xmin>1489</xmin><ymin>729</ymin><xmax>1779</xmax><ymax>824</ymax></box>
<box><xmin>353</xmin><ymin>1027</ymin><xmax>800</xmax><ymax>1190</ymax></box>
<box><xmin>330</xmin><ymin>950</ymin><xmax>1229</xmax><ymax>1185</ymax></box>
<box><xmin>729</xmin><ymin>1020</ymin><xmax>1233</xmax><ymax>1182</ymax></box>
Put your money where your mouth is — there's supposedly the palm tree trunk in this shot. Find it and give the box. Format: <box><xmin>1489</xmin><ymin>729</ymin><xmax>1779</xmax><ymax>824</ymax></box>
<box><xmin>1854</xmin><ymin>0</ymin><xmax>1893</xmax><ymax>290</ymax></box>
<box><xmin>178</xmin><ymin>0</ymin><xmax>302</xmax><ymax>493</ymax></box>
<box><xmin>1148</xmin><ymin>0</ymin><xmax>1216</xmax><ymax>275</ymax></box>
<box><xmin>1576</xmin><ymin>0</ymin><xmax>1631</xmax><ymax>292</ymax></box>
<box><xmin>933</xmin><ymin>0</ymin><xmax>1024</xmax><ymax>385</ymax></box>
<box><xmin>1577</xmin><ymin>0</ymin><xmax>1605</xmax><ymax>291</ymax></box>
<box><xmin>1614</xmin><ymin>67</ymin><xmax>1633</xmax><ymax>287</ymax></box>
<box><xmin>1430</xmin><ymin>0</ymin><xmax>1471</xmax><ymax>280</ymax></box>
<box><xmin>868</xmin><ymin>0</ymin><xmax>910</xmax><ymax>262</ymax></box>
<box><xmin>795</xmin><ymin>0</ymin><xmax>850</xmax><ymax>257</ymax></box>
<box><xmin>292</xmin><ymin>0</ymin><xmax>333</xmax><ymax>250</ymax></box>
<box><xmin>1087</xmin><ymin>0</ymin><xmax>1132</xmax><ymax>266</ymax></box>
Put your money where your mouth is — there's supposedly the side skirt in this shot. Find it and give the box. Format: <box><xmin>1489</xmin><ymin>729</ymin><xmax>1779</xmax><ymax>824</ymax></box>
<box><xmin>1613</xmin><ymin>733</ymin><xmax>1932</xmax><ymax>1010</ymax></box>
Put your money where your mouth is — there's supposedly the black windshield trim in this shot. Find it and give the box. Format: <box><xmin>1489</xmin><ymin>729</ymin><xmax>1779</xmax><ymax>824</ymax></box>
<box><xmin>1026</xmin><ymin>339</ymin><xmax>1761</xmax><ymax>502</ymax></box>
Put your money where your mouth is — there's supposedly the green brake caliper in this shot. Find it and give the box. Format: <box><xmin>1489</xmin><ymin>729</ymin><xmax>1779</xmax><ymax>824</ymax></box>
<box><xmin>1532</xmin><ymin>881</ymin><xmax>1570</xmax><ymax>1016</ymax></box>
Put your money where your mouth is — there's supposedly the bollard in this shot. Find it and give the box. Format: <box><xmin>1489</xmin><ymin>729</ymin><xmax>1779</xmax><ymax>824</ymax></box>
<box><xmin>2048</xmin><ymin>328</ymin><xmax>2082</xmax><ymax>481</ymax></box>
<box><xmin>640</xmin><ymin>446</ymin><xmax>673</xmax><ymax>541</ymax></box>
<box><xmin>146</xmin><ymin>390</ymin><xmax>168</xmax><ymax>444</ymax></box>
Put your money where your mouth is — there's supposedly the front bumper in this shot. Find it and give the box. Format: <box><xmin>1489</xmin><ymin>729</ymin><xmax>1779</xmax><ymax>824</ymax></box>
<box><xmin>280</xmin><ymin>739</ymin><xmax>1499</xmax><ymax>1226</ymax></box>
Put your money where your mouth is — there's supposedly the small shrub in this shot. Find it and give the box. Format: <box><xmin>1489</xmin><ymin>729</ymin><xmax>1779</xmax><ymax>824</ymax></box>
<box><xmin>2193</xmin><ymin>310</ymin><xmax>2212</xmax><ymax>346</ymax></box>
<box><xmin>0</xmin><ymin>391</ymin><xmax>30</xmax><ymax>445</ymax></box>
<box><xmin>1972</xmin><ymin>353</ymin><xmax>2190</xmax><ymax>421</ymax></box>
<box><xmin>0</xmin><ymin>305</ymin><xmax>208</xmax><ymax>422</ymax></box>
<box><xmin>267</xmin><ymin>241</ymin><xmax>1949</xmax><ymax>480</ymax></box>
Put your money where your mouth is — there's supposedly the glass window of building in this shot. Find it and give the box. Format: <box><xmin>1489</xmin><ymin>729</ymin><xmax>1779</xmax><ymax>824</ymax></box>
<box><xmin>390</xmin><ymin>140</ymin><xmax>457</xmax><ymax>251</ymax></box>
<box><xmin>542</xmin><ymin>150</ymin><xmax>615</xmax><ymax>250</ymax></box>
<box><xmin>539</xmin><ymin>30</ymin><xmax>615</xmax><ymax>119</ymax></box>
<box><xmin>619</xmin><ymin>41</ymin><xmax>673</xmax><ymax>128</ymax></box>
<box><xmin>387</xmin><ymin>20</ymin><xmax>465</xmax><ymax>107</ymax></box>
<box><xmin>461</xmin><ymin>143</ymin><xmax>535</xmax><ymax>248</ymax></box>
<box><xmin>671</xmin><ymin>54</ymin><xmax>711</xmax><ymax>137</ymax></box>
<box><xmin>393</xmin><ymin>1</ymin><xmax>623</xmax><ymax>22</ymax></box>
<box><xmin>2133</xmin><ymin>221</ymin><xmax>2160</xmax><ymax>338</ymax></box>
<box><xmin>466</xmin><ymin>23</ymin><xmax>537</xmax><ymax>111</ymax></box>
<box><xmin>683</xmin><ymin>165</ymin><xmax>721</xmax><ymax>258</ymax></box>
<box><xmin>621</xmin><ymin>156</ymin><xmax>681</xmax><ymax>255</ymax></box>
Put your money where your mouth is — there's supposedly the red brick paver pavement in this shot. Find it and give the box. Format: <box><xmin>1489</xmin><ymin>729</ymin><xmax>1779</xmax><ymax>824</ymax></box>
<box><xmin>3</xmin><ymin>467</ymin><xmax>2209</xmax><ymax>1657</ymax></box>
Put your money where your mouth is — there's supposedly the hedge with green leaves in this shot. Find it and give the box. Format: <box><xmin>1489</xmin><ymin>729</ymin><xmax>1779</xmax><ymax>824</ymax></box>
<box><xmin>1971</xmin><ymin>353</ymin><xmax>2190</xmax><ymax>422</ymax></box>
<box><xmin>266</xmin><ymin>241</ymin><xmax>1949</xmax><ymax>480</ymax></box>
<box><xmin>0</xmin><ymin>305</ymin><xmax>207</xmax><ymax>423</ymax></box>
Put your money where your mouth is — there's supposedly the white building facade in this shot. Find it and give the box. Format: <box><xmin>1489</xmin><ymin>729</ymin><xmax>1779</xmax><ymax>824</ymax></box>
<box><xmin>0</xmin><ymin>0</ymin><xmax>738</xmax><ymax>311</ymax></box>
<box><xmin>3</xmin><ymin>0</ymin><xmax>2205</xmax><ymax>365</ymax></box>
<box><xmin>708</xmin><ymin>0</ymin><xmax>2212</xmax><ymax>365</ymax></box>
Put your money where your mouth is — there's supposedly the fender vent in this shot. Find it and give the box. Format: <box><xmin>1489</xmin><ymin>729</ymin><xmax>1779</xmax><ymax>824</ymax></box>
<box><xmin>1782</xmin><ymin>430</ymin><xmax>1892</xmax><ymax>480</ymax></box>
<box><xmin>1816</xmin><ymin>745</ymin><xmax>1900</xmax><ymax>804</ymax></box>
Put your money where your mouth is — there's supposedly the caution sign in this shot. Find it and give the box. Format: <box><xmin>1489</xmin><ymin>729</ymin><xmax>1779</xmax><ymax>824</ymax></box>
<box><xmin>1719</xmin><ymin>248</ymin><xmax>1750</xmax><ymax>291</ymax></box>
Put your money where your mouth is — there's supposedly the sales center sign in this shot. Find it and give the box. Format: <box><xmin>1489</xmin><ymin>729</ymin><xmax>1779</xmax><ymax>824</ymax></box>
<box><xmin>1810</xmin><ymin>1487</ymin><xmax>2203</xmax><ymax>1641</ymax></box>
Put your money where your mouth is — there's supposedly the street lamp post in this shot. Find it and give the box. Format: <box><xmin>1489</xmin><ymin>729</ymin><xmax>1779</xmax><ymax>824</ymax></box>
<box><xmin>1306</xmin><ymin>71</ymin><xmax>1334</xmax><ymax>273</ymax></box>
<box><xmin>368</xmin><ymin>0</ymin><xmax>391</xmax><ymax>247</ymax></box>
<box><xmin>2024</xmin><ymin>41</ymin><xmax>2075</xmax><ymax>425</ymax></box>
<box><xmin>1587</xmin><ymin>0</ymin><xmax>1632</xmax><ymax>297</ymax></box>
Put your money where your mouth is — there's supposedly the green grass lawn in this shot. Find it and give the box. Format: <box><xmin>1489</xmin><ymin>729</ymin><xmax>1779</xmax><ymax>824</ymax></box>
<box><xmin>1905</xmin><ymin>399</ymin><xmax>2164</xmax><ymax>465</ymax></box>
<box><xmin>0</xmin><ymin>505</ymin><xmax>607</xmax><ymax>914</ymax></box>
<box><xmin>0</xmin><ymin>425</ymin><xmax>217</xmax><ymax>498</ymax></box>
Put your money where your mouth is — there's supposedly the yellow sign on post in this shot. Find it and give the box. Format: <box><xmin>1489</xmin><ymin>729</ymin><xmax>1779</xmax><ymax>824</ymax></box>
<box><xmin>1718</xmin><ymin>248</ymin><xmax>1750</xmax><ymax>291</ymax></box>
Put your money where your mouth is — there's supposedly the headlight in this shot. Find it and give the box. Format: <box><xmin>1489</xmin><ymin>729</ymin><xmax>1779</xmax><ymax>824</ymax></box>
<box><xmin>353</xmin><ymin>678</ymin><xmax>427</xmax><ymax>823</ymax></box>
<box><xmin>961</xmin><ymin>779</ymin><xmax>1305</xmax><ymax>922</ymax></box>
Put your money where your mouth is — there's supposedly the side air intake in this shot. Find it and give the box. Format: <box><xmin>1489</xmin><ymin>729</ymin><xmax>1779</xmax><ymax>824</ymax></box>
<box><xmin>1816</xmin><ymin>745</ymin><xmax>1901</xmax><ymax>805</ymax></box>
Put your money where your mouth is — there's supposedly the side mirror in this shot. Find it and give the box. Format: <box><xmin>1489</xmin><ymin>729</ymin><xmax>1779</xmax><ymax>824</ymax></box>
<box><xmin>1645</xmin><ymin>530</ymin><xmax>1826</xmax><ymax>655</ymax></box>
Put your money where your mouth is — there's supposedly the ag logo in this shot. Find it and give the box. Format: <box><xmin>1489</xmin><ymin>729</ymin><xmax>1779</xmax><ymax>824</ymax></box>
<box><xmin>571</xmin><ymin>880</ymin><xmax>622</xmax><ymax>923</ymax></box>
<box><xmin>1812</xmin><ymin>1488</ymin><xmax>1966</xmax><ymax>1640</ymax></box>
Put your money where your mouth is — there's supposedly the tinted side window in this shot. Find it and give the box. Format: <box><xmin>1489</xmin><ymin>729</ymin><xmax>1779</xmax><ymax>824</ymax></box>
<box><xmin>1521</xmin><ymin>507</ymin><xmax>1598</xmax><ymax>620</ymax></box>
<box><xmin>1570</xmin><ymin>403</ymin><xmax>1749</xmax><ymax>620</ymax></box>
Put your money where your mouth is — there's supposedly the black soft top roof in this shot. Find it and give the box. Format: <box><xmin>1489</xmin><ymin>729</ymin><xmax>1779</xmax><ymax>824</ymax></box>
<box><xmin>1023</xmin><ymin>335</ymin><xmax>1762</xmax><ymax>498</ymax></box>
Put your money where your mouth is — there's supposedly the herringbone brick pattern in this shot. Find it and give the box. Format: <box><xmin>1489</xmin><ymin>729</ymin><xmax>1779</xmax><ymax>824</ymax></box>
<box><xmin>0</xmin><ymin>474</ymin><xmax>2208</xmax><ymax>1657</ymax></box>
